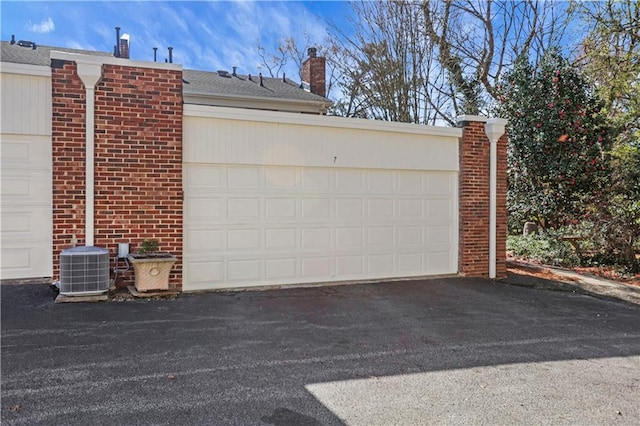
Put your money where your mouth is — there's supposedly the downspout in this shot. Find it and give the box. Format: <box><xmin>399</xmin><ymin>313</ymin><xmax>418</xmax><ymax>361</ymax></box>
<box><xmin>76</xmin><ymin>61</ymin><xmax>103</xmax><ymax>246</ymax></box>
<box><xmin>484</xmin><ymin>119</ymin><xmax>507</xmax><ymax>279</ymax></box>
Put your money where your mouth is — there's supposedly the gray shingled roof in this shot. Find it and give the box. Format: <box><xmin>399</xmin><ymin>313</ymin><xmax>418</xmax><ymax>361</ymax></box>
<box><xmin>1</xmin><ymin>41</ymin><xmax>112</xmax><ymax>66</ymax></box>
<box><xmin>182</xmin><ymin>69</ymin><xmax>330</xmax><ymax>104</ymax></box>
<box><xmin>1</xmin><ymin>40</ymin><xmax>331</xmax><ymax>105</ymax></box>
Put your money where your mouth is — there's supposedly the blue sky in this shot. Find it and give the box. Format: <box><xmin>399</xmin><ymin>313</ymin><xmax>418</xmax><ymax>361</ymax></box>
<box><xmin>1</xmin><ymin>1</ymin><xmax>350</xmax><ymax>78</ymax></box>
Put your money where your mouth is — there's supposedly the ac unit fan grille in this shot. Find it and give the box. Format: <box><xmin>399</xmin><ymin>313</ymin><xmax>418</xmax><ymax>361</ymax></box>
<box><xmin>59</xmin><ymin>246</ymin><xmax>110</xmax><ymax>295</ymax></box>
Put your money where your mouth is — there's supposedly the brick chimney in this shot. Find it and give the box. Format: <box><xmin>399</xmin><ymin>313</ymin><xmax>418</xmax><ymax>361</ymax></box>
<box><xmin>119</xmin><ymin>33</ymin><xmax>130</xmax><ymax>59</ymax></box>
<box><xmin>301</xmin><ymin>47</ymin><xmax>326</xmax><ymax>98</ymax></box>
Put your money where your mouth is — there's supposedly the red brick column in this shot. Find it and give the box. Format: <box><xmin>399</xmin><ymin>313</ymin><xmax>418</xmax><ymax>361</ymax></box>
<box><xmin>457</xmin><ymin>117</ymin><xmax>507</xmax><ymax>278</ymax></box>
<box><xmin>496</xmin><ymin>131</ymin><xmax>508</xmax><ymax>278</ymax></box>
<box><xmin>52</xmin><ymin>61</ymin><xmax>87</xmax><ymax>279</ymax></box>
<box><xmin>52</xmin><ymin>59</ymin><xmax>183</xmax><ymax>290</ymax></box>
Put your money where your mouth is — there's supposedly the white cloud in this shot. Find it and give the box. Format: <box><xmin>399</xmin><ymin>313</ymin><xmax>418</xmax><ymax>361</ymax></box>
<box><xmin>27</xmin><ymin>17</ymin><xmax>55</xmax><ymax>34</ymax></box>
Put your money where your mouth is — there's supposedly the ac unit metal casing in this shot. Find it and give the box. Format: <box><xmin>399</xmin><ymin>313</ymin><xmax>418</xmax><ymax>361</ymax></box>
<box><xmin>59</xmin><ymin>246</ymin><xmax>110</xmax><ymax>295</ymax></box>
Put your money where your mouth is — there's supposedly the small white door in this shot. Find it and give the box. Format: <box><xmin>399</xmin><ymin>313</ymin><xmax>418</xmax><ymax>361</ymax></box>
<box><xmin>1</xmin><ymin>134</ymin><xmax>53</xmax><ymax>280</ymax></box>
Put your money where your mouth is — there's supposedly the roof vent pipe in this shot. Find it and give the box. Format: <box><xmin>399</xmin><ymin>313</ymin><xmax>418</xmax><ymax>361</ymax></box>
<box><xmin>115</xmin><ymin>27</ymin><xmax>121</xmax><ymax>58</ymax></box>
<box><xmin>10</xmin><ymin>35</ymin><xmax>16</xmax><ymax>45</ymax></box>
<box><xmin>168</xmin><ymin>47</ymin><xmax>173</xmax><ymax>63</ymax></box>
<box><xmin>153</xmin><ymin>47</ymin><xmax>157</xmax><ymax>62</ymax></box>
<box><xmin>232</xmin><ymin>66</ymin><xmax>237</xmax><ymax>77</ymax></box>
<box><xmin>259</xmin><ymin>73</ymin><xmax>264</xmax><ymax>87</ymax></box>
<box><xmin>248</xmin><ymin>74</ymin><xmax>252</xmax><ymax>82</ymax></box>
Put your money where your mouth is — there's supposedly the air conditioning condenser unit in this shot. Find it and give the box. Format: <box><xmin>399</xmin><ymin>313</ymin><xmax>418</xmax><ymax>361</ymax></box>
<box><xmin>59</xmin><ymin>246</ymin><xmax>110</xmax><ymax>295</ymax></box>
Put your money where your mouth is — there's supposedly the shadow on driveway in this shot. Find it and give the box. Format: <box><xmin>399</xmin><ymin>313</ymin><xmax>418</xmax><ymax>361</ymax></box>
<box><xmin>2</xmin><ymin>277</ymin><xmax>639</xmax><ymax>425</ymax></box>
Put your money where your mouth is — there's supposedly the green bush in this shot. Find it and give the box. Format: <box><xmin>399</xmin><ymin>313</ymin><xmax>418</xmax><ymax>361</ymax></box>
<box><xmin>507</xmin><ymin>231</ymin><xmax>580</xmax><ymax>267</ymax></box>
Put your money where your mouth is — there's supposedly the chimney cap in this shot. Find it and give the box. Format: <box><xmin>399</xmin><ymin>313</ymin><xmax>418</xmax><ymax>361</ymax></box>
<box><xmin>307</xmin><ymin>47</ymin><xmax>317</xmax><ymax>58</ymax></box>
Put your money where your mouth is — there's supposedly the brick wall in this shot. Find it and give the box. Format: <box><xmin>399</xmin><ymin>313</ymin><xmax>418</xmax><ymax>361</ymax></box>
<box><xmin>52</xmin><ymin>61</ymin><xmax>183</xmax><ymax>290</ymax></box>
<box><xmin>458</xmin><ymin>119</ymin><xmax>507</xmax><ymax>278</ymax></box>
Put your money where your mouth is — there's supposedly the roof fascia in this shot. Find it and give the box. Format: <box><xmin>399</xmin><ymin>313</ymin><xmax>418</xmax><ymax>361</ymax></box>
<box><xmin>184</xmin><ymin>92</ymin><xmax>331</xmax><ymax>114</ymax></box>
<box><xmin>0</xmin><ymin>61</ymin><xmax>51</xmax><ymax>77</ymax></box>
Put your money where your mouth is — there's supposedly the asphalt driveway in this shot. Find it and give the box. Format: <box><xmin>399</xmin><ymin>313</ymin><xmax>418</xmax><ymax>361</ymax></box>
<box><xmin>2</xmin><ymin>277</ymin><xmax>639</xmax><ymax>425</ymax></box>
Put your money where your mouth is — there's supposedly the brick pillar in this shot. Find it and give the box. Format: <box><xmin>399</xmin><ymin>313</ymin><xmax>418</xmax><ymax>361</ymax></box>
<box><xmin>52</xmin><ymin>58</ymin><xmax>184</xmax><ymax>290</ymax></box>
<box><xmin>457</xmin><ymin>116</ymin><xmax>507</xmax><ymax>279</ymax></box>
<box><xmin>52</xmin><ymin>61</ymin><xmax>87</xmax><ymax>280</ymax></box>
<box><xmin>496</xmin><ymin>130</ymin><xmax>508</xmax><ymax>278</ymax></box>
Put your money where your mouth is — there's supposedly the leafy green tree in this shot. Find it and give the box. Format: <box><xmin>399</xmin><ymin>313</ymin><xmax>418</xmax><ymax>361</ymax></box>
<box><xmin>573</xmin><ymin>0</ymin><xmax>640</xmax><ymax>270</ymax></box>
<box><xmin>498</xmin><ymin>49</ymin><xmax>613</xmax><ymax>230</ymax></box>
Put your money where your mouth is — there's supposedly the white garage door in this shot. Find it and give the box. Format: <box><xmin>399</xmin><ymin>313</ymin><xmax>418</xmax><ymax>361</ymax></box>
<box><xmin>183</xmin><ymin>106</ymin><xmax>460</xmax><ymax>291</ymax></box>
<box><xmin>1</xmin><ymin>134</ymin><xmax>53</xmax><ymax>280</ymax></box>
<box><xmin>185</xmin><ymin>164</ymin><xmax>457</xmax><ymax>291</ymax></box>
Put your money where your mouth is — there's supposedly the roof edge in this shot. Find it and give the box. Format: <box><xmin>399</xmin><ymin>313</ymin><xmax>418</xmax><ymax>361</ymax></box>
<box><xmin>0</xmin><ymin>61</ymin><xmax>51</xmax><ymax>77</ymax></box>
<box><xmin>184</xmin><ymin>104</ymin><xmax>463</xmax><ymax>138</ymax></box>
<box><xmin>184</xmin><ymin>91</ymin><xmax>332</xmax><ymax>112</ymax></box>
<box><xmin>51</xmin><ymin>50</ymin><xmax>182</xmax><ymax>71</ymax></box>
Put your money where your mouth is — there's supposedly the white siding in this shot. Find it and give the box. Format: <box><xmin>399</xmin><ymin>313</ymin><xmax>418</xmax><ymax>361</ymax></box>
<box><xmin>183</xmin><ymin>106</ymin><xmax>460</xmax><ymax>291</ymax></box>
<box><xmin>1</xmin><ymin>66</ymin><xmax>53</xmax><ymax>280</ymax></box>
<box><xmin>184</xmin><ymin>106</ymin><xmax>459</xmax><ymax>172</ymax></box>
<box><xmin>1</xmin><ymin>70</ymin><xmax>52</xmax><ymax>136</ymax></box>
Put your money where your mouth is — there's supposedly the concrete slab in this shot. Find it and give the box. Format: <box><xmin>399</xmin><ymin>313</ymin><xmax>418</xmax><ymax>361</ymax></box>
<box><xmin>54</xmin><ymin>293</ymin><xmax>108</xmax><ymax>303</ymax></box>
<box><xmin>127</xmin><ymin>285</ymin><xmax>179</xmax><ymax>298</ymax></box>
<box><xmin>307</xmin><ymin>356</ymin><xmax>640</xmax><ymax>425</ymax></box>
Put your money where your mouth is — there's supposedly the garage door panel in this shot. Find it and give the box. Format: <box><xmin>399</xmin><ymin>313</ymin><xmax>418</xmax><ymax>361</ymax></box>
<box><xmin>427</xmin><ymin>251</ymin><xmax>456</xmax><ymax>273</ymax></box>
<box><xmin>184</xmin><ymin>164</ymin><xmax>225</xmax><ymax>189</ymax></box>
<box><xmin>186</xmin><ymin>197</ymin><xmax>223</xmax><ymax>221</ymax></box>
<box><xmin>396</xmin><ymin>172</ymin><xmax>424</xmax><ymax>193</ymax></box>
<box><xmin>302</xmin><ymin>198</ymin><xmax>331</xmax><ymax>219</ymax></box>
<box><xmin>427</xmin><ymin>199</ymin><xmax>453</xmax><ymax>216</ymax></box>
<box><xmin>367</xmin><ymin>199</ymin><xmax>394</xmax><ymax>217</ymax></box>
<box><xmin>398</xmin><ymin>252</ymin><xmax>424</xmax><ymax>272</ymax></box>
<box><xmin>266</xmin><ymin>198</ymin><xmax>297</xmax><ymax>219</ymax></box>
<box><xmin>266</xmin><ymin>168</ymin><xmax>297</xmax><ymax>188</ymax></box>
<box><xmin>367</xmin><ymin>254</ymin><xmax>394</xmax><ymax>274</ymax></box>
<box><xmin>228</xmin><ymin>259</ymin><xmax>261</xmax><ymax>281</ymax></box>
<box><xmin>301</xmin><ymin>228</ymin><xmax>331</xmax><ymax>249</ymax></box>
<box><xmin>367</xmin><ymin>170</ymin><xmax>394</xmax><ymax>192</ymax></box>
<box><xmin>301</xmin><ymin>256</ymin><xmax>332</xmax><ymax>279</ymax></box>
<box><xmin>335</xmin><ymin>169</ymin><xmax>364</xmax><ymax>192</ymax></box>
<box><xmin>1</xmin><ymin>207</ymin><xmax>51</xmax><ymax>241</ymax></box>
<box><xmin>1</xmin><ymin>170</ymin><xmax>51</xmax><ymax>205</ymax></box>
<box><xmin>336</xmin><ymin>255</ymin><xmax>364</xmax><ymax>276</ymax></box>
<box><xmin>1</xmin><ymin>134</ymin><xmax>53</xmax><ymax>280</ymax></box>
<box><xmin>1</xmin><ymin>137</ymin><xmax>50</xmax><ymax>166</ymax></box>
<box><xmin>425</xmin><ymin>173</ymin><xmax>455</xmax><ymax>195</ymax></box>
<box><xmin>184</xmin><ymin>164</ymin><xmax>457</xmax><ymax>291</ymax></box>
<box><xmin>335</xmin><ymin>198</ymin><xmax>363</xmax><ymax>218</ymax></box>
<box><xmin>266</xmin><ymin>258</ymin><xmax>297</xmax><ymax>280</ymax></box>
<box><xmin>228</xmin><ymin>198</ymin><xmax>260</xmax><ymax>219</ymax></box>
<box><xmin>228</xmin><ymin>166</ymin><xmax>262</xmax><ymax>188</ymax></box>
<box><xmin>335</xmin><ymin>227</ymin><xmax>364</xmax><ymax>248</ymax></box>
<box><xmin>186</xmin><ymin>229</ymin><xmax>223</xmax><ymax>251</ymax></box>
<box><xmin>266</xmin><ymin>228</ymin><xmax>297</xmax><ymax>249</ymax></box>
<box><xmin>227</xmin><ymin>229</ymin><xmax>260</xmax><ymax>250</ymax></box>
<box><xmin>1</xmin><ymin>245</ymin><xmax>52</xmax><ymax>279</ymax></box>
<box><xmin>302</xmin><ymin>168</ymin><xmax>331</xmax><ymax>190</ymax></box>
